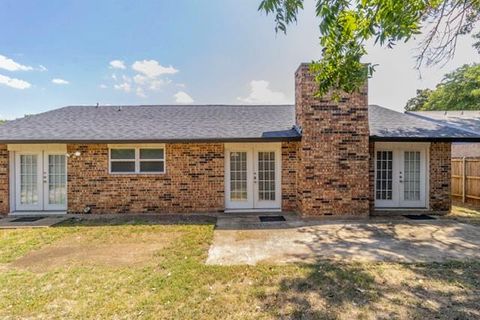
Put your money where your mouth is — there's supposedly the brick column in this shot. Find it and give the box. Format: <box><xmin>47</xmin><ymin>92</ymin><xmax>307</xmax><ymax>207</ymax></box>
<box><xmin>429</xmin><ymin>142</ymin><xmax>451</xmax><ymax>212</ymax></box>
<box><xmin>0</xmin><ymin>145</ymin><xmax>9</xmax><ymax>214</ymax></box>
<box><xmin>295</xmin><ymin>64</ymin><xmax>370</xmax><ymax>216</ymax></box>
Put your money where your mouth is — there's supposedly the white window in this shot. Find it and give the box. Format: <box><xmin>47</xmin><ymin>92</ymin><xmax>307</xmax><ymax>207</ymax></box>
<box><xmin>109</xmin><ymin>146</ymin><xmax>165</xmax><ymax>174</ymax></box>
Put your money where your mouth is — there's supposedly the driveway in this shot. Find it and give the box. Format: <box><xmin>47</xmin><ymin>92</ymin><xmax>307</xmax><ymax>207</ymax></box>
<box><xmin>206</xmin><ymin>215</ymin><xmax>480</xmax><ymax>265</ymax></box>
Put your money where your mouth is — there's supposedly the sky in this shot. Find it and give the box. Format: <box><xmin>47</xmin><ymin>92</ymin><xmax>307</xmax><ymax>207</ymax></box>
<box><xmin>0</xmin><ymin>0</ymin><xmax>479</xmax><ymax>120</ymax></box>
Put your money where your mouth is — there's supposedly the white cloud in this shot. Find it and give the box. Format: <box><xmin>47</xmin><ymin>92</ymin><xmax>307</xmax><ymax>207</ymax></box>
<box><xmin>109</xmin><ymin>60</ymin><xmax>126</xmax><ymax>69</ymax></box>
<box><xmin>0</xmin><ymin>54</ymin><xmax>33</xmax><ymax>72</ymax></box>
<box><xmin>133</xmin><ymin>74</ymin><xmax>146</xmax><ymax>85</ymax></box>
<box><xmin>0</xmin><ymin>74</ymin><xmax>31</xmax><ymax>89</ymax></box>
<box><xmin>136</xmin><ymin>87</ymin><xmax>146</xmax><ymax>98</ymax></box>
<box><xmin>114</xmin><ymin>82</ymin><xmax>131</xmax><ymax>93</ymax></box>
<box><xmin>51</xmin><ymin>78</ymin><xmax>69</xmax><ymax>85</ymax></box>
<box><xmin>132</xmin><ymin>60</ymin><xmax>178</xmax><ymax>78</ymax></box>
<box><xmin>237</xmin><ymin>80</ymin><xmax>291</xmax><ymax>104</ymax></box>
<box><xmin>108</xmin><ymin>59</ymin><xmax>178</xmax><ymax>98</ymax></box>
<box><xmin>99</xmin><ymin>84</ymin><xmax>108</xmax><ymax>89</ymax></box>
<box><xmin>133</xmin><ymin>74</ymin><xmax>171</xmax><ymax>93</ymax></box>
<box><xmin>38</xmin><ymin>65</ymin><xmax>48</xmax><ymax>72</ymax></box>
<box><xmin>174</xmin><ymin>91</ymin><xmax>194</xmax><ymax>104</ymax></box>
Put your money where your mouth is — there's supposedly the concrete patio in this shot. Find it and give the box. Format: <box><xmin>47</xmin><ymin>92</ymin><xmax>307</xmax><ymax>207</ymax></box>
<box><xmin>207</xmin><ymin>215</ymin><xmax>480</xmax><ymax>265</ymax></box>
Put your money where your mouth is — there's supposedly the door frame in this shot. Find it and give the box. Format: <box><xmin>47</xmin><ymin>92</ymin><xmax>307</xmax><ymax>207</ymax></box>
<box><xmin>224</xmin><ymin>143</ymin><xmax>282</xmax><ymax>212</ymax></box>
<box><xmin>374</xmin><ymin>142</ymin><xmax>430</xmax><ymax>209</ymax></box>
<box><xmin>8</xmin><ymin>144</ymin><xmax>68</xmax><ymax>214</ymax></box>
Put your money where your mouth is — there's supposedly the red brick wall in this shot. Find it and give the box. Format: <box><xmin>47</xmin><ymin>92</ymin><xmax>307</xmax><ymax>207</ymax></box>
<box><xmin>281</xmin><ymin>141</ymin><xmax>299</xmax><ymax>212</ymax></box>
<box><xmin>67</xmin><ymin>143</ymin><xmax>224</xmax><ymax>214</ymax></box>
<box><xmin>0</xmin><ymin>145</ymin><xmax>9</xmax><ymax>214</ymax></box>
<box><xmin>429</xmin><ymin>142</ymin><xmax>451</xmax><ymax>212</ymax></box>
<box><xmin>295</xmin><ymin>64</ymin><xmax>370</xmax><ymax>216</ymax></box>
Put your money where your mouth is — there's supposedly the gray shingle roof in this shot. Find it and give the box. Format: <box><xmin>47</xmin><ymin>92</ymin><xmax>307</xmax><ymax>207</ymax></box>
<box><xmin>368</xmin><ymin>105</ymin><xmax>480</xmax><ymax>140</ymax></box>
<box><xmin>407</xmin><ymin>110</ymin><xmax>480</xmax><ymax>135</ymax></box>
<box><xmin>0</xmin><ymin>105</ymin><xmax>300</xmax><ymax>143</ymax></box>
<box><xmin>1</xmin><ymin>104</ymin><xmax>478</xmax><ymax>143</ymax></box>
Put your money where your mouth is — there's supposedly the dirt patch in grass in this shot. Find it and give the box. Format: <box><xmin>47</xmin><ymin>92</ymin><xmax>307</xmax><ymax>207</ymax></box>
<box><xmin>10</xmin><ymin>231</ymin><xmax>179</xmax><ymax>272</ymax></box>
<box><xmin>446</xmin><ymin>205</ymin><xmax>480</xmax><ymax>226</ymax></box>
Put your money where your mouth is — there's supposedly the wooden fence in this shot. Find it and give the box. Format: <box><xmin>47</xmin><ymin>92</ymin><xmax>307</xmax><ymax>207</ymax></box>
<box><xmin>452</xmin><ymin>157</ymin><xmax>480</xmax><ymax>205</ymax></box>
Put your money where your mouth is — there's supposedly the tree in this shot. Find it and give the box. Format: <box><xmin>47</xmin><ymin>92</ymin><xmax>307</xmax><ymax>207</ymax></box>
<box><xmin>405</xmin><ymin>63</ymin><xmax>480</xmax><ymax>110</ymax></box>
<box><xmin>405</xmin><ymin>88</ymin><xmax>433</xmax><ymax>111</ymax></box>
<box><xmin>259</xmin><ymin>0</ymin><xmax>480</xmax><ymax>96</ymax></box>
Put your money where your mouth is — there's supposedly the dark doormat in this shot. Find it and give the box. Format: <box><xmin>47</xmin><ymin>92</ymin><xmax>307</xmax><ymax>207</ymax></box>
<box><xmin>11</xmin><ymin>216</ymin><xmax>46</xmax><ymax>223</ymax></box>
<box><xmin>259</xmin><ymin>215</ymin><xmax>286</xmax><ymax>222</ymax></box>
<box><xmin>403</xmin><ymin>214</ymin><xmax>436</xmax><ymax>220</ymax></box>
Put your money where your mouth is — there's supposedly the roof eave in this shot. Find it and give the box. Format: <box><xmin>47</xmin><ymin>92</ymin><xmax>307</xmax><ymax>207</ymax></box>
<box><xmin>369</xmin><ymin>136</ymin><xmax>480</xmax><ymax>142</ymax></box>
<box><xmin>0</xmin><ymin>136</ymin><xmax>302</xmax><ymax>144</ymax></box>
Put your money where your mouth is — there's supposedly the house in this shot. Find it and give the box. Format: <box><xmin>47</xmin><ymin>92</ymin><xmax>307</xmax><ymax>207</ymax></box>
<box><xmin>407</xmin><ymin>111</ymin><xmax>480</xmax><ymax>158</ymax></box>
<box><xmin>1</xmin><ymin>63</ymin><xmax>479</xmax><ymax>216</ymax></box>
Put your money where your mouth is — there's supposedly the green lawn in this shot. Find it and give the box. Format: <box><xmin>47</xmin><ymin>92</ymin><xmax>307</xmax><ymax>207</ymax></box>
<box><xmin>0</xmin><ymin>217</ymin><xmax>479</xmax><ymax>319</ymax></box>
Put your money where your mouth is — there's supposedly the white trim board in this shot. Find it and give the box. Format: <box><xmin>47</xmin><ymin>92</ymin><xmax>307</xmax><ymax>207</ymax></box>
<box><xmin>7</xmin><ymin>144</ymin><xmax>67</xmax><ymax>152</ymax></box>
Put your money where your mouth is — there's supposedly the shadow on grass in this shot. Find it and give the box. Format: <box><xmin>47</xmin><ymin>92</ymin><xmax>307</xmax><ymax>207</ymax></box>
<box><xmin>251</xmin><ymin>221</ymin><xmax>480</xmax><ymax>318</ymax></box>
<box><xmin>257</xmin><ymin>260</ymin><xmax>480</xmax><ymax>319</ymax></box>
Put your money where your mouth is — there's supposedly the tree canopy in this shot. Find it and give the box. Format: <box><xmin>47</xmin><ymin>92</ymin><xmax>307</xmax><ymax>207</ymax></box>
<box><xmin>259</xmin><ymin>0</ymin><xmax>480</xmax><ymax>96</ymax></box>
<box><xmin>405</xmin><ymin>63</ymin><xmax>480</xmax><ymax>110</ymax></box>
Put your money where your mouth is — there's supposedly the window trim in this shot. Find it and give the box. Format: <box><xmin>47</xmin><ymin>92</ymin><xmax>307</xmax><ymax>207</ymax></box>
<box><xmin>108</xmin><ymin>144</ymin><xmax>166</xmax><ymax>174</ymax></box>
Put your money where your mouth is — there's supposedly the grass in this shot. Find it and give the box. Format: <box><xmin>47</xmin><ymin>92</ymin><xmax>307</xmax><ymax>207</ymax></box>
<box><xmin>447</xmin><ymin>205</ymin><xmax>480</xmax><ymax>226</ymax></box>
<box><xmin>0</xmin><ymin>217</ymin><xmax>479</xmax><ymax>319</ymax></box>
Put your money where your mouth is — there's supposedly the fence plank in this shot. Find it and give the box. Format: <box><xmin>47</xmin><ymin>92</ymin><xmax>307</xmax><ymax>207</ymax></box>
<box><xmin>452</xmin><ymin>157</ymin><xmax>480</xmax><ymax>205</ymax></box>
<box><xmin>463</xmin><ymin>157</ymin><xmax>466</xmax><ymax>203</ymax></box>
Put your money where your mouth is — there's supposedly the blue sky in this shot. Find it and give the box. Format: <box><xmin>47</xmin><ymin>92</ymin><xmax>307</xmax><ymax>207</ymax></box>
<box><xmin>1</xmin><ymin>0</ymin><xmax>479</xmax><ymax>119</ymax></box>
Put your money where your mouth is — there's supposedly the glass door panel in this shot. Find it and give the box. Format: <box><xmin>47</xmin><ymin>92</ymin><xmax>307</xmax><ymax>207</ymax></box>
<box><xmin>15</xmin><ymin>153</ymin><xmax>43</xmax><ymax>211</ymax></box>
<box><xmin>230</xmin><ymin>152</ymin><xmax>248</xmax><ymax>201</ymax></box>
<box><xmin>253</xmin><ymin>148</ymin><xmax>281</xmax><ymax>209</ymax></box>
<box><xmin>45</xmin><ymin>154</ymin><xmax>67</xmax><ymax>210</ymax></box>
<box><xmin>399</xmin><ymin>150</ymin><xmax>426</xmax><ymax>207</ymax></box>
<box><xmin>257</xmin><ymin>152</ymin><xmax>276</xmax><ymax>201</ymax></box>
<box><xmin>403</xmin><ymin>151</ymin><xmax>421</xmax><ymax>201</ymax></box>
<box><xmin>225</xmin><ymin>149</ymin><xmax>254</xmax><ymax>210</ymax></box>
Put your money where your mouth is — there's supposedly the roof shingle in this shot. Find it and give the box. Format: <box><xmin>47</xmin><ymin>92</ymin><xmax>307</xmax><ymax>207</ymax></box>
<box><xmin>0</xmin><ymin>105</ymin><xmax>300</xmax><ymax>143</ymax></box>
<box><xmin>368</xmin><ymin>105</ymin><xmax>480</xmax><ymax>140</ymax></box>
<box><xmin>1</xmin><ymin>104</ymin><xmax>478</xmax><ymax>143</ymax></box>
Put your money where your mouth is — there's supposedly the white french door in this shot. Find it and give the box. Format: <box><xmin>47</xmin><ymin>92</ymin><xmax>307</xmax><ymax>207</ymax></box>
<box><xmin>375</xmin><ymin>143</ymin><xmax>428</xmax><ymax>208</ymax></box>
<box><xmin>15</xmin><ymin>151</ymin><xmax>67</xmax><ymax>212</ymax></box>
<box><xmin>225</xmin><ymin>143</ymin><xmax>281</xmax><ymax>211</ymax></box>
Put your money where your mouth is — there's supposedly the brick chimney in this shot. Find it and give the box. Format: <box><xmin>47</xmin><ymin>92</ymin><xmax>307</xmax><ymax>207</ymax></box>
<box><xmin>295</xmin><ymin>63</ymin><xmax>370</xmax><ymax>216</ymax></box>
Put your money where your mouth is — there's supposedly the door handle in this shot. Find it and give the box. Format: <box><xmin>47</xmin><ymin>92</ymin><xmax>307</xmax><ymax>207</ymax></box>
<box><xmin>253</xmin><ymin>172</ymin><xmax>257</xmax><ymax>184</ymax></box>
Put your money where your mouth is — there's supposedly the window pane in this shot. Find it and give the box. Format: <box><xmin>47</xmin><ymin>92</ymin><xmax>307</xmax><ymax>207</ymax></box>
<box><xmin>140</xmin><ymin>161</ymin><xmax>164</xmax><ymax>172</ymax></box>
<box><xmin>140</xmin><ymin>148</ymin><xmax>164</xmax><ymax>159</ymax></box>
<box><xmin>258</xmin><ymin>151</ymin><xmax>275</xmax><ymax>201</ymax></box>
<box><xmin>230</xmin><ymin>152</ymin><xmax>247</xmax><ymax>200</ymax></box>
<box><xmin>111</xmin><ymin>161</ymin><xmax>135</xmax><ymax>172</ymax></box>
<box><xmin>111</xmin><ymin>149</ymin><xmax>135</xmax><ymax>159</ymax></box>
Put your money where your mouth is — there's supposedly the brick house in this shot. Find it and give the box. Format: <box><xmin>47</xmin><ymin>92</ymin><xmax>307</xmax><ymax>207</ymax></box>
<box><xmin>0</xmin><ymin>63</ymin><xmax>478</xmax><ymax>216</ymax></box>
